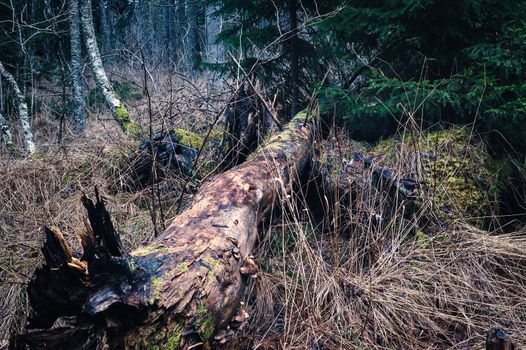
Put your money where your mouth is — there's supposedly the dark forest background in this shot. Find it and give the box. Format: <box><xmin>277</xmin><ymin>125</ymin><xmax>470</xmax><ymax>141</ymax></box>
<box><xmin>0</xmin><ymin>0</ymin><xmax>525</xmax><ymax>152</ymax></box>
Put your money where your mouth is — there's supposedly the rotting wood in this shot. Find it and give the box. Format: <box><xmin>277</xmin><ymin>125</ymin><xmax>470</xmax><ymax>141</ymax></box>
<box><xmin>11</xmin><ymin>111</ymin><xmax>314</xmax><ymax>350</ymax></box>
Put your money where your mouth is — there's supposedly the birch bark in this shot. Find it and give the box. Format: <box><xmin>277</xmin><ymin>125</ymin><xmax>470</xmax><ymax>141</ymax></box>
<box><xmin>79</xmin><ymin>0</ymin><xmax>142</xmax><ymax>137</ymax></box>
<box><xmin>0</xmin><ymin>112</ymin><xmax>19</xmax><ymax>155</ymax></box>
<box><xmin>0</xmin><ymin>61</ymin><xmax>35</xmax><ymax>154</ymax></box>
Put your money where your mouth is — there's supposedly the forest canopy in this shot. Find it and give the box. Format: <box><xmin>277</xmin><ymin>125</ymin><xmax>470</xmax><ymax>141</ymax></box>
<box><xmin>1</xmin><ymin>0</ymin><xmax>525</xmax><ymax>150</ymax></box>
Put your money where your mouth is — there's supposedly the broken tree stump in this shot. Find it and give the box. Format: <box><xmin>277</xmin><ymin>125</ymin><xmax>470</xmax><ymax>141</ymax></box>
<box><xmin>11</xmin><ymin>111</ymin><xmax>314</xmax><ymax>350</ymax></box>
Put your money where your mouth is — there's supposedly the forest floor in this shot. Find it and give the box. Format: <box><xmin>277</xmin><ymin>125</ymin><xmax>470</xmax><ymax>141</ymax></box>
<box><xmin>1</xmin><ymin>69</ymin><xmax>526</xmax><ymax>349</ymax></box>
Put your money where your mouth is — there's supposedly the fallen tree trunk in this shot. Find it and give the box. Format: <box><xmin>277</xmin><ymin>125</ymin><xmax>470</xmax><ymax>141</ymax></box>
<box><xmin>11</xmin><ymin>112</ymin><xmax>313</xmax><ymax>349</ymax></box>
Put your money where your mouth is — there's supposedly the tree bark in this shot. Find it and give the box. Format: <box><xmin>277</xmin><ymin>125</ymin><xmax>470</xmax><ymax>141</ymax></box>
<box><xmin>205</xmin><ymin>4</ymin><xmax>224</xmax><ymax>63</ymax></box>
<box><xmin>288</xmin><ymin>0</ymin><xmax>299</xmax><ymax>118</ymax></box>
<box><xmin>486</xmin><ymin>328</ymin><xmax>515</xmax><ymax>350</ymax></box>
<box><xmin>12</xmin><ymin>112</ymin><xmax>313</xmax><ymax>349</ymax></box>
<box><xmin>69</xmin><ymin>0</ymin><xmax>86</xmax><ymax>133</ymax></box>
<box><xmin>0</xmin><ymin>61</ymin><xmax>35</xmax><ymax>154</ymax></box>
<box><xmin>175</xmin><ymin>0</ymin><xmax>186</xmax><ymax>66</ymax></box>
<box><xmin>97</xmin><ymin>0</ymin><xmax>111</xmax><ymax>56</ymax></box>
<box><xmin>0</xmin><ymin>112</ymin><xmax>19</xmax><ymax>156</ymax></box>
<box><xmin>186</xmin><ymin>0</ymin><xmax>201</xmax><ymax>72</ymax></box>
<box><xmin>164</xmin><ymin>0</ymin><xmax>175</xmax><ymax>60</ymax></box>
<box><xmin>79</xmin><ymin>0</ymin><xmax>142</xmax><ymax>137</ymax></box>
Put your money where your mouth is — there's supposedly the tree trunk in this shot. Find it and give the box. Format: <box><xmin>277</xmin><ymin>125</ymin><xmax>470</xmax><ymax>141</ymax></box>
<box><xmin>0</xmin><ymin>112</ymin><xmax>19</xmax><ymax>156</ymax></box>
<box><xmin>79</xmin><ymin>0</ymin><xmax>142</xmax><ymax>137</ymax></box>
<box><xmin>164</xmin><ymin>0</ymin><xmax>175</xmax><ymax>60</ymax></box>
<box><xmin>97</xmin><ymin>0</ymin><xmax>111</xmax><ymax>56</ymax></box>
<box><xmin>12</xmin><ymin>112</ymin><xmax>313</xmax><ymax>349</ymax></box>
<box><xmin>175</xmin><ymin>0</ymin><xmax>186</xmax><ymax>66</ymax></box>
<box><xmin>205</xmin><ymin>4</ymin><xmax>224</xmax><ymax>63</ymax></box>
<box><xmin>69</xmin><ymin>0</ymin><xmax>86</xmax><ymax>133</ymax></box>
<box><xmin>288</xmin><ymin>0</ymin><xmax>299</xmax><ymax>118</ymax></box>
<box><xmin>0</xmin><ymin>61</ymin><xmax>35</xmax><ymax>154</ymax></box>
<box><xmin>486</xmin><ymin>328</ymin><xmax>515</xmax><ymax>350</ymax></box>
<box><xmin>186</xmin><ymin>1</ymin><xmax>201</xmax><ymax>72</ymax></box>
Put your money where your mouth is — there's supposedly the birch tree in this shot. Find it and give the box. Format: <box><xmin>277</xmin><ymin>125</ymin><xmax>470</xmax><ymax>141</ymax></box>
<box><xmin>69</xmin><ymin>0</ymin><xmax>85</xmax><ymax>133</ymax></box>
<box><xmin>0</xmin><ymin>112</ymin><xmax>19</xmax><ymax>155</ymax></box>
<box><xmin>0</xmin><ymin>61</ymin><xmax>36</xmax><ymax>154</ymax></box>
<box><xmin>79</xmin><ymin>0</ymin><xmax>142</xmax><ymax>137</ymax></box>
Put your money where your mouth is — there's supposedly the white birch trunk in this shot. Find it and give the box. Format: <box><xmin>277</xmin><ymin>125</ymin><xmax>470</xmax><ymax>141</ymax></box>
<box><xmin>79</xmin><ymin>0</ymin><xmax>141</xmax><ymax>137</ymax></box>
<box><xmin>69</xmin><ymin>0</ymin><xmax>86</xmax><ymax>133</ymax></box>
<box><xmin>0</xmin><ymin>61</ymin><xmax>36</xmax><ymax>154</ymax></box>
<box><xmin>0</xmin><ymin>112</ymin><xmax>19</xmax><ymax>155</ymax></box>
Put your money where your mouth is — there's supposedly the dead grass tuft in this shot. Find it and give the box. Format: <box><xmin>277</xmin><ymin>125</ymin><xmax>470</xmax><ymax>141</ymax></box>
<box><xmin>235</xmin><ymin>124</ymin><xmax>526</xmax><ymax>349</ymax></box>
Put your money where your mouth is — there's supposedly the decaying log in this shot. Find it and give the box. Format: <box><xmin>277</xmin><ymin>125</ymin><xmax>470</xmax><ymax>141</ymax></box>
<box><xmin>11</xmin><ymin>112</ymin><xmax>313</xmax><ymax>349</ymax></box>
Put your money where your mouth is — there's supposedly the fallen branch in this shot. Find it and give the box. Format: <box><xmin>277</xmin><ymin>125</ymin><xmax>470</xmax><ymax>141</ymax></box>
<box><xmin>11</xmin><ymin>111</ymin><xmax>314</xmax><ymax>349</ymax></box>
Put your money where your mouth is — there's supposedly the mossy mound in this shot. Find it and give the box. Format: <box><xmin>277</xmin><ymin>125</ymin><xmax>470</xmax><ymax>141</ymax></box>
<box><xmin>170</xmin><ymin>128</ymin><xmax>204</xmax><ymax>150</ymax></box>
<box><xmin>372</xmin><ymin>127</ymin><xmax>511</xmax><ymax>223</ymax></box>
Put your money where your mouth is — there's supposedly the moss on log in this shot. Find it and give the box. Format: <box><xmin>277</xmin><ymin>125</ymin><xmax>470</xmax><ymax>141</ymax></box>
<box><xmin>371</xmin><ymin>127</ymin><xmax>511</xmax><ymax>223</ymax></box>
<box><xmin>11</xmin><ymin>112</ymin><xmax>313</xmax><ymax>349</ymax></box>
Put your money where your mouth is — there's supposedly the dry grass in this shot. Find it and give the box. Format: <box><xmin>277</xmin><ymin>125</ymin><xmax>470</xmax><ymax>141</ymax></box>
<box><xmin>233</xmin><ymin>125</ymin><xmax>526</xmax><ymax>349</ymax></box>
<box><xmin>0</xmin><ymin>68</ymin><xmax>227</xmax><ymax>346</ymax></box>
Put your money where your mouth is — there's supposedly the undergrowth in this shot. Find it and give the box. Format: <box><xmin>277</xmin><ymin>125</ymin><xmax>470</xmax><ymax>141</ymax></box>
<box><xmin>1</xmin><ymin>68</ymin><xmax>526</xmax><ymax>350</ymax></box>
<box><xmin>0</xmin><ymin>69</ymin><xmax>227</xmax><ymax>346</ymax></box>
<box><xmin>232</xmin><ymin>122</ymin><xmax>526</xmax><ymax>349</ymax></box>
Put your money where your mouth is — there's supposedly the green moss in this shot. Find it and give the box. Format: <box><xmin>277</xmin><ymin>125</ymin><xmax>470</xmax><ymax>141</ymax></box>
<box><xmin>195</xmin><ymin>303</ymin><xmax>216</xmax><ymax>341</ymax></box>
<box><xmin>115</xmin><ymin>104</ymin><xmax>142</xmax><ymax>137</ymax></box>
<box><xmin>4</xmin><ymin>140</ymin><xmax>20</xmax><ymax>157</ymax></box>
<box><xmin>372</xmin><ymin>127</ymin><xmax>501</xmax><ymax>222</ymax></box>
<box><xmin>165</xmin><ymin>324</ymin><xmax>183</xmax><ymax>350</ymax></box>
<box><xmin>415</xmin><ymin>230</ymin><xmax>428</xmax><ymax>249</ymax></box>
<box><xmin>172</xmin><ymin>128</ymin><xmax>203</xmax><ymax>150</ymax></box>
<box><xmin>132</xmin><ymin>244</ymin><xmax>169</xmax><ymax>257</ymax></box>
<box><xmin>249</xmin><ymin>110</ymin><xmax>310</xmax><ymax>158</ymax></box>
<box><xmin>149</xmin><ymin>277</ymin><xmax>162</xmax><ymax>303</ymax></box>
<box><xmin>419</xmin><ymin>129</ymin><xmax>486</xmax><ymax>216</ymax></box>
<box><xmin>200</xmin><ymin>257</ymin><xmax>221</xmax><ymax>282</ymax></box>
<box><xmin>209</xmin><ymin>127</ymin><xmax>224</xmax><ymax>143</ymax></box>
<box><xmin>176</xmin><ymin>261</ymin><xmax>189</xmax><ymax>273</ymax></box>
